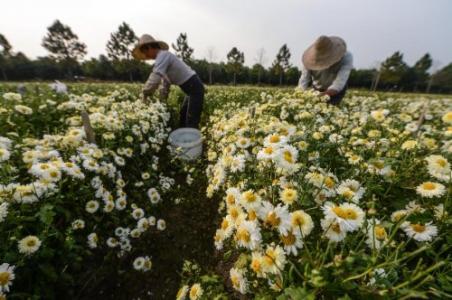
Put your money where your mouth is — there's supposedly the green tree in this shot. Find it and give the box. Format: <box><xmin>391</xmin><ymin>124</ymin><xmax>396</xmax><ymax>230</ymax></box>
<box><xmin>226</xmin><ymin>47</ymin><xmax>244</xmax><ymax>85</ymax></box>
<box><xmin>172</xmin><ymin>33</ymin><xmax>194</xmax><ymax>63</ymax></box>
<box><xmin>272</xmin><ymin>44</ymin><xmax>291</xmax><ymax>85</ymax></box>
<box><xmin>379</xmin><ymin>51</ymin><xmax>408</xmax><ymax>90</ymax></box>
<box><xmin>431</xmin><ymin>63</ymin><xmax>452</xmax><ymax>93</ymax></box>
<box><xmin>0</xmin><ymin>33</ymin><xmax>13</xmax><ymax>80</ymax></box>
<box><xmin>42</xmin><ymin>20</ymin><xmax>87</xmax><ymax>78</ymax></box>
<box><xmin>106</xmin><ymin>22</ymin><xmax>138</xmax><ymax>81</ymax></box>
<box><xmin>412</xmin><ymin>53</ymin><xmax>432</xmax><ymax>90</ymax></box>
<box><xmin>106</xmin><ymin>22</ymin><xmax>137</xmax><ymax>60</ymax></box>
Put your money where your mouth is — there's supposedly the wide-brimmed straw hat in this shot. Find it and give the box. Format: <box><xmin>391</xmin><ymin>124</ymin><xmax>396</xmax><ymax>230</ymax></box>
<box><xmin>132</xmin><ymin>34</ymin><xmax>169</xmax><ymax>60</ymax></box>
<box><xmin>302</xmin><ymin>36</ymin><xmax>346</xmax><ymax>70</ymax></box>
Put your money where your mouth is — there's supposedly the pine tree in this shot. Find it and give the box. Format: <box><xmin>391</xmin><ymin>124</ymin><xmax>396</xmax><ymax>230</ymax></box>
<box><xmin>272</xmin><ymin>44</ymin><xmax>291</xmax><ymax>85</ymax></box>
<box><xmin>106</xmin><ymin>22</ymin><xmax>138</xmax><ymax>81</ymax></box>
<box><xmin>172</xmin><ymin>33</ymin><xmax>194</xmax><ymax>63</ymax></box>
<box><xmin>106</xmin><ymin>22</ymin><xmax>137</xmax><ymax>60</ymax></box>
<box><xmin>42</xmin><ymin>20</ymin><xmax>87</xmax><ymax>77</ymax></box>
<box><xmin>0</xmin><ymin>33</ymin><xmax>12</xmax><ymax>80</ymax></box>
<box><xmin>226</xmin><ymin>47</ymin><xmax>244</xmax><ymax>85</ymax></box>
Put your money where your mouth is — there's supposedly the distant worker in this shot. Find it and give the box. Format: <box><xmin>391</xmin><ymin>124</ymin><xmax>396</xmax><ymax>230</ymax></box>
<box><xmin>132</xmin><ymin>34</ymin><xmax>204</xmax><ymax>128</ymax></box>
<box><xmin>298</xmin><ymin>35</ymin><xmax>353</xmax><ymax>105</ymax></box>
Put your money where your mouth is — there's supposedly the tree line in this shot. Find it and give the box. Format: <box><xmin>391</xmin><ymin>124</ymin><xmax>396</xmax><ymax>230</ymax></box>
<box><xmin>0</xmin><ymin>20</ymin><xmax>451</xmax><ymax>93</ymax></box>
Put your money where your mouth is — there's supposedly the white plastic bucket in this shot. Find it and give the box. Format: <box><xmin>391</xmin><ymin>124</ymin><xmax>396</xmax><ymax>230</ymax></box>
<box><xmin>168</xmin><ymin>128</ymin><xmax>203</xmax><ymax>160</ymax></box>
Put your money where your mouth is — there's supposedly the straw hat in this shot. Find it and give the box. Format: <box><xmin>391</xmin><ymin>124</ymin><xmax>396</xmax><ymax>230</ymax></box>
<box><xmin>302</xmin><ymin>36</ymin><xmax>346</xmax><ymax>70</ymax></box>
<box><xmin>132</xmin><ymin>34</ymin><xmax>169</xmax><ymax>60</ymax></box>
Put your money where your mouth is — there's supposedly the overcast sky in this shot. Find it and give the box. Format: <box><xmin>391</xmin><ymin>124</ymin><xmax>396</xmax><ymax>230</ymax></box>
<box><xmin>1</xmin><ymin>0</ymin><xmax>451</xmax><ymax>69</ymax></box>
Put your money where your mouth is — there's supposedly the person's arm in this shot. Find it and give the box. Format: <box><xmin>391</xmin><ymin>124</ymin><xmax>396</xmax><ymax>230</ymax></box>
<box><xmin>142</xmin><ymin>73</ymin><xmax>162</xmax><ymax>102</ymax></box>
<box><xmin>142</xmin><ymin>51</ymin><xmax>171</xmax><ymax>102</ymax></box>
<box><xmin>325</xmin><ymin>52</ymin><xmax>353</xmax><ymax>96</ymax></box>
<box><xmin>159</xmin><ymin>79</ymin><xmax>171</xmax><ymax>101</ymax></box>
<box><xmin>298</xmin><ymin>65</ymin><xmax>311</xmax><ymax>90</ymax></box>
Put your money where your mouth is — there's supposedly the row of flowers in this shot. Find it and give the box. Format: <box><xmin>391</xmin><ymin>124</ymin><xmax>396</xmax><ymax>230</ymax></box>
<box><xmin>0</xmin><ymin>89</ymin><xmax>181</xmax><ymax>297</ymax></box>
<box><xmin>181</xmin><ymin>90</ymin><xmax>451</xmax><ymax>298</ymax></box>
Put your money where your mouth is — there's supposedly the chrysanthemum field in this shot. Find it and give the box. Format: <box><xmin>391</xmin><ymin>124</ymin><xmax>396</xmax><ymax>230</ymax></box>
<box><xmin>0</xmin><ymin>83</ymin><xmax>451</xmax><ymax>299</ymax></box>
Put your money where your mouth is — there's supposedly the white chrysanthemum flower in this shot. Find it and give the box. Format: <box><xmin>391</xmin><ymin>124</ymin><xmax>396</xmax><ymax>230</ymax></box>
<box><xmin>3</xmin><ymin>92</ymin><xmax>22</xmax><ymax>102</ymax></box>
<box><xmin>229</xmin><ymin>154</ymin><xmax>246</xmax><ymax>173</ymax></box>
<box><xmin>85</xmin><ymin>200</ymin><xmax>99</xmax><ymax>214</ymax></box>
<box><xmin>0</xmin><ymin>137</ymin><xmax>13</xmax><ymax>149</ymax></box>
<box><xmin>257</xmin><ymin>145</ymin><xmax>277</xmax><ymax>161</ymax></box>
<box><xmin>257</xmin><ymin>201</ymin><xmax>291</xmax><ymax>235</ymax></box>
<box><xmin>0</xmin><ymin>148</ymin><xmax>10</xmax><ymax>162</ymax></box>
<box><xmin>147</xmin><ymin>188</ymin><xmax>161</xmax><ymax>204</ymax></box>
<box><xmin>132</xmin><ymin>208</ymin><xmax>145</xmax><ymax>220</ymax></box>
<box><xmin>176</xmin><ymin>285</ymin><xmax>189</xmax><ymax>300</ymax></box>
<box><xmin>189</xmin><ymin>283</ymin><xmax>203</xmax><ymax>300</ymax></box>
<box><xmin>157</xmin><ymin>219</ymin><xmax>166</xmax><ymax>231</ymax></box>
<box><xmin>434</xmin><ymin>204</ymin><xmax>447</xmax><ymax>220</ymax></box>
<box><xmin>214</xmin><ymin>228</ymin><xmax>226</xmax><ymax>250</ymax></box>
<box><xmin>18</xmin><ymin>235</ymin><xmax>42</xmax><ymax>255</ymax></box>
<box><xmin>290</xmin><ymin>210</ymin><xmax>314</xmax><ymax>236</ymax></box>
<box><xmin>106</xmin><ymin>237</ymin><xmax>119</xmax><ymax>248</ymax></box>
<box><xmin>235</xmin><ymin>136</ymin><xmax>251</xmax><ymax>149</ymax></box>
<box><xmin>442</xmin><ymin>111</ymin><xmax>452</xmax><ymax>124</ymax></box>
<box><xmin>263</xmin><ymin>134</ymin><xmax>287</xmax><ymax>148</ymax></box>
<box><xmin>425</xmin><ymin>155</ymin><xmax>451</xmax><ymax>182</ymax></box>
<box><xmin>0</xmin><ymin>263</ymin><xmax>15</xmax><ymax>293</ymax></box>
<box><xmin>321</xmin><ymin>217</ymin><xmax>347</xmax><ymax>242</ymax></box>
<box><xmin>280</xmin><ymin>229</ymin><xmax>303</xmax><ymax>255</ymax></box>
<box><xmin>416</xmin><ymin>181</ymin><xmax>446</xmax><ymax>198</ymax></box>
<box><xmin>365</xmin><ymin>220</ymin><xmax>388</xmax><ymax>250</ymax></box>
<box><xmin>274</xmin><ymin>144</ymin><xmax>299</xmax><ymax>172</ymax></box>
<box><xmin>234</xmin><ymin>220</ymin><xmax>262</xmax><ymax>250</ymax></box>
<box><xmin>261</xmin><ymin>244</ymin><xmax>287</xmax><ymax>275</ymax></box>
<box><xmin>225</xmin><ymin>187</ymin><xmax>241</xmax><ymax>207</ymax></box>
<box><xmin>239</xmin><ymin>190</ymin><xmax>261</xmax><ymax>211</ymax></box>
<box><xmin>336</xmin><ymin>179</ymin><xmax>366</xmax><ymax>203</ymax></box>
<box><xmin>71</xmin><ymin>219</ymin><xmax>85</xmax><ymax>230</ymax></box>
<box><xmin>402</xmin><ymin>222</ymin><xmax>438</xmax><ymax>242</ymax></box>
<box><xmin>133</xmin><ymin>256</ymin><xmax>145</xmax><ymax>271</ymax></box>
<box><xmin>87</xmin><ymin>233</ymin><xmax>98</xmax><ymax>249</ymax></box>
<box><xmin>230</xmin><ymin>267</ymin><xmax>248</xmax><ymax>294</ymax></box>
<box><xmin>322</xmin><ymin>202</ymin><xmax>365</xmax><ymax>232</ymax></box>
<box><xmin>0</xmin><ymin>202</ymin><xmax>9</xmax><ymax>223</ymax></box>
<box><xmin>14</xmin><ymin>104</ymin><xmax>33</xmax><ymax>115</ymax></box>
<box><xmin>279</xmin><ymin>187</ymin><xmax>297</xmax><ymax>205</ymax></box>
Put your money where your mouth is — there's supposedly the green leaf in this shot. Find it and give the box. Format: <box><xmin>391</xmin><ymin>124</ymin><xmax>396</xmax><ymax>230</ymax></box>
<box><xmin>37</xmin><ymin>204</ymin><xmax>56</xmax><ymax>225</ymax></box>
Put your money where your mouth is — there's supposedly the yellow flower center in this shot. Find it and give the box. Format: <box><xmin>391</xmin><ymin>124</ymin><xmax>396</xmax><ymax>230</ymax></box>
<box><xmin>270</xmin><ymin>135</ymin><xmax>280</xmax><ymax>143</ymax></box>
<box><xmin>437</xmin><ymin>159</ymin><xmax>446</xmax><ymax>168</ymax></box>
<box><xmin>281</xmin><ymin>232</ymin><xmax>296</xmax><ymax>245</ymax></box>
<box><xmin>236</xmin><ymin>228</ymin><xmax>250</xmax><ymax>243</ymax></box>
<box><xmin>283</xmin><ymin>151</ymin><xmax>293</xmax><ymax>163</ymax></box>
<box><xmin>266</xmin><ymin>211</ymin><xmax>281</xmax><ymax>227</ymax></box>
<box><xmin>324</xmin><ymin>177</ymin><xmax>335</xmax><ymax>189</ymax></box>
<box><xmin>221</xmin><ymin>219</ymin><xmax>229</xmax><ymax>230</ymax></box>
<box><xmin>0</xmin><ymin>272</ymin><xmax>11</xmax><ymax>285</ymax></box>
<box><xmin>226</xmin><ymin>194</ymin><xmax>235</xmax><ymax>205</ymax></box>
<box><xmin>248</xmin><ymin>210</ymin><xmax>257</xmax><ymax>221</ymax></box>
<box><xmin>411</xmin><ymin>224</ymin><xmax>426</xmax><ymax>233</ymax></box>
<box><xmin>243</xmin><ymin>192</ymin><xmax>256</xmax><ymax>203</ymax></box>
<box><xmin>231</xmin><ymin>274</ymin><xmax>240</xmax><ymax>287</ymax></box>
<box><xmin>332</xmin><ymin>207</ymin><xmax>358</xmax><ymax>220</ymax></box>
<box><xmin>343</xmin><ymin>190</ymin><xmax>354</xmax><ymax>199</ymax></box>
<box><xmin>264</xmin><ymin>147</ymin><xmax>273</xmax><ymax>154</ymax></box>
<box><xmin>251</xmin><ymin>258</ymin><xmax>261</xmax><ymax>273</ymax></box>
<box><xmin>422</xmin><ymin>182</ymin><xmax>436</xmax><ymax>191</ymax></box>
<box><xmin>331</xmin><ymin>222</ymin><xmax>342</xmax><ymax>233</ymax></box>
<box><xmin>375</xmin><ymin>226</ymin><xmax>387</xmax><ymax>240</ymax></box>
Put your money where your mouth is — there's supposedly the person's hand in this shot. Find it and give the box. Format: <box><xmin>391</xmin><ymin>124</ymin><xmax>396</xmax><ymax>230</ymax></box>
<box><xmin>324</xmin><ymin>89</ymin><xmax>339</xmax><ymax>96</ymax></box>
<box><xmin>141</xmin><ymin>93</ymin><xmax>149</xmax><ymax>104</ymax></box>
